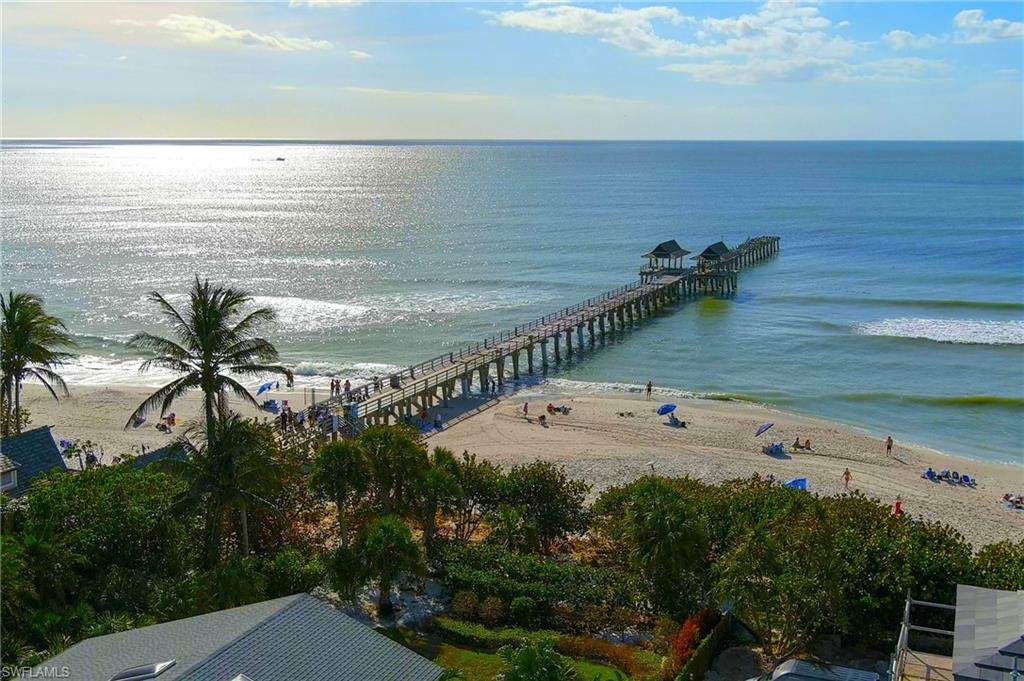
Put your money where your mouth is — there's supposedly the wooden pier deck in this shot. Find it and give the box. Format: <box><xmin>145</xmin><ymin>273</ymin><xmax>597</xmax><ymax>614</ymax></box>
<box><xmin>318</xmin><ymin>235</ymin><xmax>779</xmax><ymax>435</ymax></box>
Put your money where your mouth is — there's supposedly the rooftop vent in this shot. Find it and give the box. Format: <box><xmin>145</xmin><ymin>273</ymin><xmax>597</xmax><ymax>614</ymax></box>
<box><xmin>109</xmin><ymin>660</ymin><xmax>176</xmax><ymax>681</ymax></box>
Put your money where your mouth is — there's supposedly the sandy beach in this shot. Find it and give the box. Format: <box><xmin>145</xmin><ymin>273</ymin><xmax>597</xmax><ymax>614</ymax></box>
<box><xmin>22</xmin><ymin>382</ymin><xmax>1024</xmax><ymax>548</ymax></box>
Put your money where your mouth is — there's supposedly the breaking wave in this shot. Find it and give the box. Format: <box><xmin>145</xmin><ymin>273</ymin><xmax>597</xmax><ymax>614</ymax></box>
<box><xmin>853</xmin><ymin>318</ymin><xmax>1024</xmax><ymax>345</ymax></box>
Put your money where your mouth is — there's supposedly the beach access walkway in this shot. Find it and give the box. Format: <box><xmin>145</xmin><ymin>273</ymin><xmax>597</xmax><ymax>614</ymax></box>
<box><xmin>314</xmin><ymin>236</ymin><xmax>780</xmax><ymax>436</ymax></box>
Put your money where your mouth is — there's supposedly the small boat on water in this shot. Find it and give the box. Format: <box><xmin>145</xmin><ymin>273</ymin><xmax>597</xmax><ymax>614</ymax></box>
<box><xmin>275</xmin><ymin>157</ymin><xmax>285</xmax><ymax>161</ymax></box>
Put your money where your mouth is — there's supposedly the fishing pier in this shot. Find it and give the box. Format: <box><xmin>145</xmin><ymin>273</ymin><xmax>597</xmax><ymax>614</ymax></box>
<box><xmin>324</xmin><ymin>236</ymin><xmax>779</xmax><ymax>434</ymax></box>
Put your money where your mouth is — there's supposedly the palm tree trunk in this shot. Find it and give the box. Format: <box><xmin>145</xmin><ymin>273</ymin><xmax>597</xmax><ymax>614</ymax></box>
<box><xmin>239</xmin><ymin>505</ymin><xmax>250</xmax><ymax>557</ymax></box>
<box><xmin>205</xmin><ymin>391</ymin><xmax>217</xmax><ymax>450</ymax></box>
<box><xmin>336</xmin><ymin>490</ymin><xmax>348</xmax><ymax>548</ymax></box>
<box><xmin>14</xmin><ymin>376</ymin><xmax>22</xmax><ymax>434</ymax></box>
<box><xmin>2</xmin><ymin>379</ymin><xmax>11</xmax><ymax>436</ymax></box>
<box><xmin>205</xmin><ymin>510</ymin><xmax>222</xmax><ymax>567</ymax></box>
<box><xmin>423</xmin><ymin>509</ymin><xmax>436</xmax><ymax>555</ymax></box>
<box><xmin>378</xmin><ymin>574</ymin><xmax>392</xmax><ymax>617</ymax></box>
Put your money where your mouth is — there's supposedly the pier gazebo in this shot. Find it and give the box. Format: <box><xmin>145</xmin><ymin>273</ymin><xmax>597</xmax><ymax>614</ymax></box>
<box><xmin>693</xmin><ymin>241</ymin><xmax>731</xmax><ymax>272</ymax></box>
<box><xmin>641</xmin><ymin>240</ymin><xmax>690</xmax><ymax>283</ymax></box>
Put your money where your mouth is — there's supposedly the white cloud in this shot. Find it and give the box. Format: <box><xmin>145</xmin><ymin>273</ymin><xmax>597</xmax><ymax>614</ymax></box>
<box><xmin>953</xmin><ymin>9</ymin><xmax>1024</xmax><ymax>44</ymax></box>
<box><xmin>345</xmin><ymin>86</ymin><xmax>506</xmax><ymax>104</ymax></box>
<box><xmin>116</xmin><ymin>54</ymin><xmax>128</xmax><ymax>61</ymax></box>
<box><xmin>348</xmin><ymin>49</ymin><xmax>372</xmax><ymax>60</ymax></box>
<box><xmin>882</xmin><ymin>29</ymin><xmax>942</xmax><ymax>50</ymax></box>
<box><xmin>524</xmin><ymin>0</ymin><xmax>573</xmax><ymax>6</ymax></box>
<box><xmin>494</xmin><ymin>5</ymin><xmax>691</xmax><ymax>57</ymax></box>
<box><xmin>495</xmin><ymin>2</ymin><xmax>858</xmax><ymax>61</ymax></box>
<box><xmin>115</xmin><ymin>14</ymin><xmax>332</xmax><ymax>51</ymax></box>
<box><xmin>272</xmin><ymin>85</ymin><xmax>300</xmax><ymax>91</ymax></box>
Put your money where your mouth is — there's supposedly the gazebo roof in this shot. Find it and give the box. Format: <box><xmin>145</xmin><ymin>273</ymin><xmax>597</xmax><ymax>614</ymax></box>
<box><xmin>693</xmin><ymin>241</ymin><xmax>731</xmax><ymax>260</ymax></box>
<box><xmin>644</xmin><ymin>240</ymin><xmax>690</xmax><ymax>259</ymax></box>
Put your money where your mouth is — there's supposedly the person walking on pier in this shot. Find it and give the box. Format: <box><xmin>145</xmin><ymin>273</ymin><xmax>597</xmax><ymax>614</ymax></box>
<box><xmin>646</xmin><ymin>381</ymin><xmax>653</xmax><ymax>400</ymax></box>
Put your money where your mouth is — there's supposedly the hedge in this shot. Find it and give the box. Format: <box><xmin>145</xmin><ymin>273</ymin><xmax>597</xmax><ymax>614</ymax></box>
<box><xmin>676</xmin><ymin>612</ymin><xmax>731</xmax><ymax>681</ymax></box>
<box><xmin>430</xmin><ymin>616</ymin><xmax>557</xmax><ymax>651</ymax></box>
<box><xmin>437</xmin><ymin>542</ymin><xmax>646</xmax><ymax>614</ymax></box>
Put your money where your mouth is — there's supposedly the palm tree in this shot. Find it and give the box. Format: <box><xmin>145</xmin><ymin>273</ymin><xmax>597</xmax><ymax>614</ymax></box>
<box><xmin>497</xmin><ymin>640</ymin><xmax>580</xmax><ymax>681</ymax></box>
<box><xmin>0</xmin><ymin>292</ymin><xmax>76</xmax><ymax>435</ymax></box>
<box><xmin>353</xmin><ymin>515</ymin><xmax>425</xmax><ymax>617</ymax></box>
<box><xmin>360</xmin><ymin>425</ymin><xmax>428</xmax><ymax>515</ymax></box>
<box><xmin>415</xmin><ymin>446</ymin><xmax>461</xmax><ymax>555</ymax></box>
<box><xmin>125</xmin><ymin>278</ymin><xmax>290</xmax><ymax>451</ymax></box>
<box><xmin>310</xmin><ymin>440</ymin><xmax>370</xmax><ymax>548</ymax></box>
<box><xmin>164</xmin><ymin>416</ymin><xmax>282</xmax><ymax>564</ymax></box>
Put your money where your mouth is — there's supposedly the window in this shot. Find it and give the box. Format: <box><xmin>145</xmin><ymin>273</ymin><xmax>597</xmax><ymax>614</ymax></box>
<box><xmin>1</xmin><ymin>470</ymin><xmax>17</xmax><ymax>491</ymax></box>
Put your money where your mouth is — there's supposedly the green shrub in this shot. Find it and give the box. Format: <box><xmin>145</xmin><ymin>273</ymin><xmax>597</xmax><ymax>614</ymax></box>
<box><xmin>452</xmin><ymin>590</ymin><xmax>480</xmax><ymax>620</ymax></box>
<box><xmin>509</xmin><ymin>596</ymin><xmax>536</xmax><ymax>627</ymax></box>
<box><xmin>674</xmin><ymin>613</ymin><xmax>729</xmax><ymax>681</ymax></box>
<box><xmin>972</xmin><ymin>539</ymin><xmax>1024</xmax><ymax>591</ymax></box>
<box><xmin>436</xmin><ymin>542</ymin><xmax>645</xmax><ymax>632</ymax></box>
<box><xmin>430</xmin><ymin>616</ymin><xmax>555</xmax><ymax>651</ymax></box>
<box><xmin>260</xmin><ymin>549</ymin><xmax>325</xmax><ymax>598</ymax></box>
<box><xmin>551</xmin><ymin>602</ymin><xmax>578</xmax><ymax>632</ymax></box>
<box><xmin>479</xmin><ymin>595</ymin><xmax>506</xmax><ymax>626</ymax></box>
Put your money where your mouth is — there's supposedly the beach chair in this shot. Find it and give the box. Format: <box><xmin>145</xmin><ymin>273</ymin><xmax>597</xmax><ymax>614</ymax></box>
<box><xmin>922</xmin><ymin>469</ymin><xmax>937</xmax><ymax>481</ymax></box>
<box><xmin>961</xmin><ymin>474</ymin><xmax>975</xmax><ymax>486</ymax></box>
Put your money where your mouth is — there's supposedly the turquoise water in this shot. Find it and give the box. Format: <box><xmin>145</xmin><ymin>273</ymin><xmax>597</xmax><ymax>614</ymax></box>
<box><xmin>1</xmin><ymin>141</ymin><xmax>1022</xmax><ymax>464</ymax></box>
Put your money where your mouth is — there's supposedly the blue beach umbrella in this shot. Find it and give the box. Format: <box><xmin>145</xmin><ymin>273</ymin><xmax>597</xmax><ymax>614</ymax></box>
<box><xmin>256</xmin><ymin>381</ymin><xmax>275</xmax><ymax>396</ymax></box>
<box><xmin>755</xmin><ymin>422</ymin><xmax>774</xmax><ymax>437</ymax></box>
<box><xmin>656</xmin><ymin>403</ymin><xmax>677</xmax><ymax>416</ymax></box>
<box><xmin>784</xmin><ymin>477</ymin><xmax>807</xmax><ymax>491</ymax></box>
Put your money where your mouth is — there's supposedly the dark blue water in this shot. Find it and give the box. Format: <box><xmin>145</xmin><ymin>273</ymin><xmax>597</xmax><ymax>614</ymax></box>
<box><xmin>2</xmin><ymin>141</ymin><xmax>1022</xmax><ymax>463</ymax></box>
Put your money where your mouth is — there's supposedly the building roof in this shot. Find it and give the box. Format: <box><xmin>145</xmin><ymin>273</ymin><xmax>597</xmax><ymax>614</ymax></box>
<box><xmin>693</xmin><ymin>241</ymin><xmax>731</xmax><ymax>260</ymax></box>
<box><xmin>0</xmin><ymin>426</ymin><xmax>67</xmax><ymax>497</ymax></box>
<box><xmin>644</xmin><ymin>240</ymin><xmax>690</xmax><ymax>260</ymax></box>
<box><xmin>0</xmin><ymin>453</ymin><xmax>21</xmax><ymax>474</ymax></box>
<box><xmin>952</xmin><ymin>585</ymin><xmax>1024</xmax><ymax>681</ymax></box>
<box><xmin>33</xmin><ymin>594</ymin><xmax>442</xmax><ymax>681</ymax></box>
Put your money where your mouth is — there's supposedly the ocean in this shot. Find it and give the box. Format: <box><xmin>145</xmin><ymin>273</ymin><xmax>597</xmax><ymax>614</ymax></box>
<box><xmin>1</xmin><ymin>140</ymin><xmax>1022</xmax><ymax>464</ymax></box>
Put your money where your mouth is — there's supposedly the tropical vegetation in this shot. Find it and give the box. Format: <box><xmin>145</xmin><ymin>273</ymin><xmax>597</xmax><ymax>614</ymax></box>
<box><xmin>4</xmin><ymin>282</ymin><xmax>1023</xmax><ymax>679</ymax></box>
<box><xmin>0</xmin><ymin>291</ymin><xmax>76</xmax><ymax>436</ymax></box>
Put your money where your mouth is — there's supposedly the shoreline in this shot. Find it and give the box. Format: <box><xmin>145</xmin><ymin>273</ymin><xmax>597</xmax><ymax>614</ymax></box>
<box><xmin>19</xmin><ymin>381</ymin><xmax>1024</xmax><ymax>547</ymax></box>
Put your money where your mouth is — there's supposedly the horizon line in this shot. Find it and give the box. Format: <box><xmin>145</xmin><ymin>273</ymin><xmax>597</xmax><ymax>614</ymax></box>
<box><xmin>3</xmin><ymin>137</ymin><xmax>1023</xmax><ymax>144</ymax></box>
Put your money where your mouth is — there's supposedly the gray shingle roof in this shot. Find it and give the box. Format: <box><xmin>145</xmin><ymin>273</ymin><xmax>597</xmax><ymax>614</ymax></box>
<box><xmin>644</xmin><ymin>240</ymin><xmax>690</xmax><ymax>260</ymax></box>
<box><xmin>0</xmin><ymin>426</ymin><xmax>67</xmax><ymax>497</ymax></box>
<box><xmin>34</xmin><ymin>594</ymin><xmax>442</xmax><ymax>681</ymax></box>
<box><xmin>0</xmin><ymin>453</ymin><xmax>20</xmax><ymax>474</ymax></box>
<box><xmin>693</xmin><ymin>241</ymin><xmax>731</xmax><ymax>260</ymax></box>
<box><xmin>952</xmin><ymin>585</ymin><xmax>1024</xmax><ymax>681</ymax></box>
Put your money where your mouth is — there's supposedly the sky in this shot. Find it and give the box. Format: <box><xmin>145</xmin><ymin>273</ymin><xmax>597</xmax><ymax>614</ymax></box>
<box><xmin>1</xmin><ymin>0</ymin><xmax>1022</xmax><ymax>140</ymax></box>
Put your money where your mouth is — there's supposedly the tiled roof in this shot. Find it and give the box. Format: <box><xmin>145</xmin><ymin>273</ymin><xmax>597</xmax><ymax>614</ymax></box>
<box><xmin>0</xmin><ymin>426</ymin><xmax>67</xmax><ymax>497</ymax></box>
<box><xmin>34</xmin><ymin>594</ymin><xmax>442</xmax><ymax>681</ymax></box>
<box><xmin>952</xmin><ymin>585</ymin><xmax>1024</xmax><ymax>681</ymax></box>
<box><xmin>0</xmin><ymin>453</ymin><xmax>21</xmax><ymax>473</ymax></box>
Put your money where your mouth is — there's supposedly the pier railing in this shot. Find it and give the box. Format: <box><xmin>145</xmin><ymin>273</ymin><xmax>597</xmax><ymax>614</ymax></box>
<box><xmin>307</xmin><ymin>234</ymin><xmax>779</xmax><ymax>426</ymax></box>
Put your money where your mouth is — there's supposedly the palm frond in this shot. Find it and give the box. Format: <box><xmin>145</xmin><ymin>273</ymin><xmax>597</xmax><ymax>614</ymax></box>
<box><xmin>124</xmin><ymin>375</ymin><xmax>198</xmax><ymax>429</ymax></box>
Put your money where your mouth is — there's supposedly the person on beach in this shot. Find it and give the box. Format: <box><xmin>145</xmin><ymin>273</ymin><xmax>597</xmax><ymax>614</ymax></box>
<box><xmin>523</xmin><ymin>402</ymin><xmax>529</xmax><ymax>418</ymax></box>
<box><xmin>892</xmin><ymin>495</ymin><xmax>903</xmax><ymax>517</ymax></box>
<box><xmin>886</xmin><ymin>435</ymin><xmax>894</xmax><ymax>456</ymax></box>
<box><xmin>793</xmin><ymin>436</ymin><xmax>803</xmax><ymax>450</ymax></box>
<box><xmin>842</xmin><ymin>467</ymin><xmax>852</xmax><ymax>490</ymax></box>
<box><xmin>646</xmin><ymin>381</ymin><xmax>653</xmax><ymax>400</ymax></box>
<box><xmin>804</xmin><ymin>438</ymin><xmax>812</xmax><ymax>450</ymax></box>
